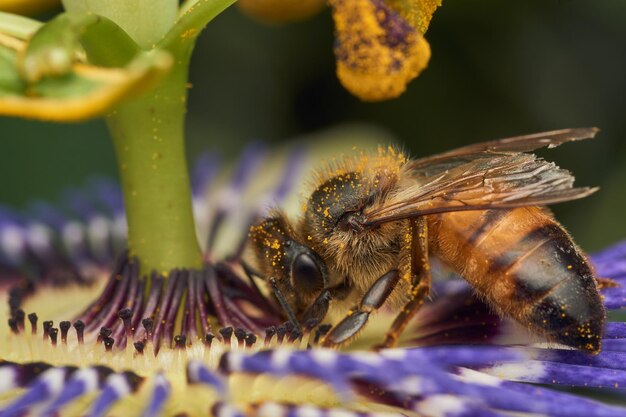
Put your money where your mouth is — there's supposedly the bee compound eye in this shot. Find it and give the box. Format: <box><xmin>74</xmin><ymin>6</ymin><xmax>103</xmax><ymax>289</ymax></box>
<box><xmin>292</xmin><ymin>253</ymin><xmax>325</xmax><ymax>293</ymax></box>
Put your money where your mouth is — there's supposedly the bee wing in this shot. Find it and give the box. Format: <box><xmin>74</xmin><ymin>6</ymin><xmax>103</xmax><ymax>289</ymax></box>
<box><xmin>407</xmin><ymin>127</ymin><xmax>598</xmax><ymax>177</ymax></box>
<box><xmin>361</xmin><ymin>152</ymin><xmax>598</xmax><ymax>227</ymax></box>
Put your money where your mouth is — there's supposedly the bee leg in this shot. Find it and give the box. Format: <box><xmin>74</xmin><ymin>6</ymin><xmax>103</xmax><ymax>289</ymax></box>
<box><xmin>381</xmin><ymin>217</ymin><xmax>431</xmax><ymax>348</ymax></box>
<box><xmin>240</xmin><ymin>260</ymin><xmax>284</xmax><ymax>317</ymax></box>
<box><xmin>301</xmin><ymin>289</ymin><xmax>332</xmax><ymax>326</ymax></box>
<box><xmin>268</xmin><ymin>277</ymin><xmax>301</xmax><ymax>331</ymax></box>
<box><xmin>321</xmin><ymin>269</ymin><xmax>400</xmax><ymax>347</ymax></box>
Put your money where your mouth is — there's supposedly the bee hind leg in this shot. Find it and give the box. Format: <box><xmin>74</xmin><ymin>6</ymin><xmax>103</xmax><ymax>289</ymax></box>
<box><xmin>321</xmin><ymin>269</ymin><xmax>400</xmax><ymax>347</ymax></box>
<box><xmin>381</xmin><ymin>217</ymin><xmax>431</xmax><ymax>348</ymax></box>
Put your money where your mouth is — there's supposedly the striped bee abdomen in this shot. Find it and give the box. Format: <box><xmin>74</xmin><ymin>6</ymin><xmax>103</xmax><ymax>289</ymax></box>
<box><xmin>429</xmin><ymin>207</ymin><xmax>605</xmax><ymax>353</ymax></box>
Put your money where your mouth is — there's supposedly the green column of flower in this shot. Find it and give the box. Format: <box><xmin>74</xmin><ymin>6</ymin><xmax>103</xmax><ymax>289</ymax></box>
<box><xmin>106</xmin><ymin>48</ymin><xmax>203</xmax><ymax>274</ymax></box>
<box><xmin>62</xmin><ymin>0</ymin><xmax>203</xmax><ymax>273</ymax></box>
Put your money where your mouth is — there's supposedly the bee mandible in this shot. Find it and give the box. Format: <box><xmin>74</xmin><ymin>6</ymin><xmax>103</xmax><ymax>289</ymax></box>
<box><xmin>248</xmin><ymin>128</ymin><xmax>605</xmax><ymax>352</ymax></box>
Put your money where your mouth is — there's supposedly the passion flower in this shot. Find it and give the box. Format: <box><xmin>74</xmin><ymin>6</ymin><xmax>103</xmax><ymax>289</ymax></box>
<box><xmin>1</xmin><ymin>144</ymin><xmax>626</xmax><ymax>417</ymax></box>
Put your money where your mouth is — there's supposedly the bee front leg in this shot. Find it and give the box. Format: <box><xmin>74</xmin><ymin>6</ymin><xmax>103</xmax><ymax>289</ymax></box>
<box><xmin>381</xmin><ymin>217</ymin><xmax>431</xmax><ymax>348</ymax></box>
<box><xmin>321</xmin><ymin>269</ymin><xmax>400</xmax><ymax>347</ymax></box>
<box><xmin>301</xmin><ymin>289</ymin><xmax>332</xmax><ymax>326</ymax></box>
<box><xmin>268</xmin><ymin>277</ymin><xmax>302</xmax><ymax>331</ymax></box>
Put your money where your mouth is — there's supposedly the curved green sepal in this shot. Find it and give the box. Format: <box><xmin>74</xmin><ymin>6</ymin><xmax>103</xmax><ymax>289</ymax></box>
<box><xmin>61</xmin><ymin>0</ymin><xmax>178</xmax><ymax>49</ymax></box>
<box><xmin>0</xmin><ymin>0</ymin><xmax>59</xmax><ymax>16</ymax></box>
<box><xmin>19</xmin><ymin>12</ymin><xmax>140</xmax><ymax>83</ymax></box>
<box><xmin>0</xmin><ymin>11</ymin><xmax>41</xmax><ymax>39</ymax></box>
<box><xmin>160</xmin><ymin>0</ymin><xmax>237</xmax><ymax>51</ymax></box>
<box><xmin>0</xmin><ymin>36</ymin><xmax>173</xmax><ymax>122</ymax></box>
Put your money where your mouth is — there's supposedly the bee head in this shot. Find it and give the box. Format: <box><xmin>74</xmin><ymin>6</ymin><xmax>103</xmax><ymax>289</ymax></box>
<box><xmin>249</xmin><ymin>214</ymin><xmax>329</xmax><ymax>312</ymax></box>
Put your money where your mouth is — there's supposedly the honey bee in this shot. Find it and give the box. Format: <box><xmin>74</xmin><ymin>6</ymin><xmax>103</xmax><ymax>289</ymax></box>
<box><xmin>248</xmin><ymin>128</ymin><xmax>605</xmax><ymax>352</ymax></box>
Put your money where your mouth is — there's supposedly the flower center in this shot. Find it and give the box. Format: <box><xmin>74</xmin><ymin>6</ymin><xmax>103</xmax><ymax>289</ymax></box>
<box><xmin>1</xmin><ymin>252</ymin><xmax>328</xmax><ymax>376</ymax></box>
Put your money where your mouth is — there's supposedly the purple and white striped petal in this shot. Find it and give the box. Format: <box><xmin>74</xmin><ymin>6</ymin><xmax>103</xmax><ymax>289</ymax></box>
<box><xmin>187</xmin><ymin>361</ymin><xmax>226</xmax><ymax>395</ymax></box>
<box><xmin>453</xmin><ymin>368</ymin><xmax>626</xmax><ymax>417</ymax></box>
<box><xmin>86</xmin><ymin>373</ymin><xmax>136</xmax><ymax>417</ymax></box>
<box><xmin>40</xmin><ymin>367</ymin><xmax>101</xmax><ymax>417</ymax></box>
<box><xmin>410</xmin><ymin>395</ymin><xmax>507</xmax><ymax>417</ymax></box>
<box><xmin>250</xmin><ymin>401</ymin><xmax>406</xmax><ymax>417</ymax></box>
<box><xmin>0</xmin><ymin>367</ymin><xmax>67</xmax><ymax>417</ymax></box>
<box><xmin>482</xmin><ymin>357</ymin><xmax>626</xmax><ymax>390</ymax></box>
<box><xmin>141</xmin><ymin>373</ymin><xmax>170</xmax><ymax>417</ymax></box>
<box><xmin>211</xmin><ymin>402</ymin><xmax>247</xmax><ymax>417</ymax></box>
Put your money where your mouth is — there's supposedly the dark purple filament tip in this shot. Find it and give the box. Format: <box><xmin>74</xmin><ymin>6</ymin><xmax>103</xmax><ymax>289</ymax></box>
<box><xmin>59</xmin><ymin>321</ymin><xmax>71</xmax><ymax>344</ymax></box>
<box><xmin>28</xmin><ymin>312</ymin><xmax>38</xmax><ymax>335</ymax></box>
<box><xmin>104</xmin><ymin>337</ymin><xmax>114</xmax><ymax>351</ymax></box>
<box><xmin>118</xmin><ymin>308</ymin><xmax>133</xmax><ymax>340</ymax></box>
<box><xmin>276</xmin><ymin>325</ymin><xmax>287</xmax><ymax>344</ymax></box>
<box><xmin>43</xmin><ymin>320</ymin><xmax>53</xmax><ymax>340</ymax></box>
<box><xmin>234</xmin><ymin>328</ymin><xmax>247</xmax><ymax>348</ymax></box>
<box><xmin>204</xmin><ymin>333</ymin><xmax>214</xmax><ymax>347</ymax></box>
<box><xmin>49</xmin><ymin>328</ymin><xmax>58</xmax><ymax>346</ymax></box>
<box><xmin>288</xmin><ymin>328</ymin><xmax>302</xmax><ymax>344</ymax></box>
<box><xmin>14</xmin><ymin>309</ymin><xmax>25</xmax><ymax>331</ymax></box>
<box><xmin>134</xmin><ymin>341</ymin><xmax>145</xmax><ymax>354</ymax></box>
<box><xmin>245</xmin><ymin>333</ymin><xmax>257</xmax><ymax>347</ymax></box>
<box><xmin>142</xmin><ymin>318</ymin><xmax>154</xmax><ymax>335</ymax></box>
<box><xmin>98</xmin><ymin>327</ymin><xmax>112</xmax><ymax>343</ymax></box>
<box><xmin>219</xmin><ymin>327</ymin><xmax>233</xmax><ymax>344</ymax></box>
<box><xmin>264</xmin><ymin>326</ymin><xmax>276</xmax><ymax>346</ymax></box>
<box><xmin>73</xmin><ymin>320</ymin><xmax>85</xmax><ymax>344</ymax></box>
<box><xmin>174</xmin><ymin>334</ymin><xmax>187</xmax><ymax>349</ymax></box>
<box><xmin>8</xmin><ymin>318</ymin><xmax>18</xmax><ymax>334</ymax></box>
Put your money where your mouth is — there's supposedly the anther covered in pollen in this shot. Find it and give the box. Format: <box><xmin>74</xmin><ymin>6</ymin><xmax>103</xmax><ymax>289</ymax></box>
<box><xmin>329</xmin><ymin>0</ymin><xmax>435</xmax><ymax>101</ymax></box>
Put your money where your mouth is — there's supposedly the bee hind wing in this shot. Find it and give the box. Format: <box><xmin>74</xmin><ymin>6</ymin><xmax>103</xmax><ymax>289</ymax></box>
<box><xmin>408</xmin><ymin>127</ymin><xmax>599</xmax><ymax>174</ymax></box>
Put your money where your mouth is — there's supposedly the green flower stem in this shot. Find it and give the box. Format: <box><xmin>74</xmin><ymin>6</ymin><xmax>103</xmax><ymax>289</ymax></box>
<box><xmin>107</xmin><ymin>45</ymin><xmax>202</xmax><ymax>274</ymax></box>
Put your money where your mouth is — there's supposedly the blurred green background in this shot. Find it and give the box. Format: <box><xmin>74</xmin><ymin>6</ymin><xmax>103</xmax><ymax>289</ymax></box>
<box><xmin>0</xmin><ymin>0</ymin><xmax>625</xmax><ymax>250</ymax></box>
